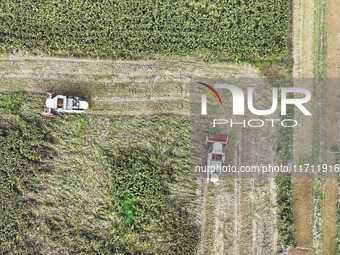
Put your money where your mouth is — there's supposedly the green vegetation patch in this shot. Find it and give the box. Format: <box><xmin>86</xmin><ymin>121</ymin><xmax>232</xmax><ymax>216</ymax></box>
<box><xmin>0</xmin><ymin>93</ymin><xmax>24</xmax><ymax>113</ymax></box>
<box><xmin>275</xmin><ymin>80</ymin><xmax>294</xmax><ymax>251</ymax></box>
<box><xmin>120</xmin><ymin>196</ymin><xmax>139</xmax><ymax>223</ymax></box>
<box><xmin>0</xmin><ymin>0</ymin><xmax>292</xmax><ymax>60</ymax></box>
<box><xmin>276</xmin><ymin>177</ymin><xmax>292</xmax><ymax>250</ymax></box>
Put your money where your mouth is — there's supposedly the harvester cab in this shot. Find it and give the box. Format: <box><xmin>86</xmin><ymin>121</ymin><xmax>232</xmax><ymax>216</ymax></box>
<box><xmin>205</xmin><ymin>134</ymin><xmax>228</xmax><ymax>183</ymax></box>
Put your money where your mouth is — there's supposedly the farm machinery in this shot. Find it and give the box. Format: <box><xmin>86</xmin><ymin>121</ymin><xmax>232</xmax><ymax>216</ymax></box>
<box><xmin>205</xmin><ymin>134</ymin><xmax>228</xmax><ymax>183</ymax></box>
<box><xmin>44</xmin><ymin>92</ymin><xmax>89</xmax><ymax>115</ymax></box>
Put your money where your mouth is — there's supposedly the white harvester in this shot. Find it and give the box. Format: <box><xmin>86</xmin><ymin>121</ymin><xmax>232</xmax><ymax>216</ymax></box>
<box><xmin>205</xmin><ymin>134</ymin><xmax>228</xmax><ymax>183</ymax></box>
<box><xmin>44</xmin><ymin>92</ymin><xmax>89</xmax><ymax>115</ymax></box>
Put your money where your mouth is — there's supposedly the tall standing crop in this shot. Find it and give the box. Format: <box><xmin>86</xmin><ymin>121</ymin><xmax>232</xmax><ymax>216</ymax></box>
<box><xmin>0</xmin><ymin>0</ymin><xmax>292</xmax><ymax>60</ymax></box>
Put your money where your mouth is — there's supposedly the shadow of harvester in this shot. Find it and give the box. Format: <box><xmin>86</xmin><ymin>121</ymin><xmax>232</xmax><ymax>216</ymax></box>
<box><xmin>47</xmin><ymin>81</ymin><xmax>94</xmax><ymax>102</ymax></box>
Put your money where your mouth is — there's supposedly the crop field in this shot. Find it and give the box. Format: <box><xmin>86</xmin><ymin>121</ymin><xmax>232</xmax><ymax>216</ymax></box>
<box><xmin>0</xmin><ymin>88</ymin><xmax>291</xmax><ymax>254</ymax></box>
<box><xmin>3</xmin><ymin>0</ymin><xmax>339</xmax><ymax>254</ymax></box>
<box><xmin>0</xmin><ymin>58</ymin><xmax>294</xmax><ymax>254</ymax></box>
<box><xmin>0</xmin><ymin>92</ymin><xmax>200</xmax><ymax>254</ymax></box>
<box><xmin>0</xmin><ymin>0</ymin><xmax>291</xmax><ymax>60</ymax></box>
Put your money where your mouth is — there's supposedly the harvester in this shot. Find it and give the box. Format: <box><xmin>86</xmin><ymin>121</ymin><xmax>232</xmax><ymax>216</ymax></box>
<box><xmin>205</xmin><ymin>134</ymin><xmax>228</xmax><ymax>183</ymax></box>
<box><xmin>44</xmin><ymin>92</ymin><xmax>89</xmax><ymax>115</ymax></box>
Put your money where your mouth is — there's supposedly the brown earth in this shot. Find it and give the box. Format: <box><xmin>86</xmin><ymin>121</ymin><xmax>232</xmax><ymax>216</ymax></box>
<box><xmin>290</xmin><ymin>178</ymin><xmax>314</xmax><ymax>251</ymax></box>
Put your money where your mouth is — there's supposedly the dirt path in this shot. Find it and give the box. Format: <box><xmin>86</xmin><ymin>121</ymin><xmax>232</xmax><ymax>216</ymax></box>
<box><xmin>292</xmin><ymin>0</ymin><xmax>340</xmax><ymax>254</ymax></box>
<box><xmin>322</xmin><ymin>0</ymin><xmax>340</xmax><ymax>254</ymax></box>
<box><xmin>291</xmin><ymin>0</ymin><xmax>321</xmax><ymax>254</ymax></box>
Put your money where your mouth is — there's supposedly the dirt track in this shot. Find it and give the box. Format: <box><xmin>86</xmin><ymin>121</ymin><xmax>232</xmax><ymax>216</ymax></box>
<box><xmin>322</xmin><ymin>0</ymin><xmax>340</xmax><ymax>254</ymax></box>
<box><xmin>291</xmin><ymin>0</ymin><xmax>315</xmax><ymax>251</ymax></box>
<box><xmin>292</xmin><ymin>0</ymin><xmax>340</xmax><ymax>254</ymax></box>
<box><xmin>291</xmin><ymin>0</ymin><xmax>320</xmax><ymax>253</ymax></box>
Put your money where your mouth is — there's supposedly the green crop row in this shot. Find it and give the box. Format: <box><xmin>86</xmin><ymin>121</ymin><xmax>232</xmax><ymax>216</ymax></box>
<box><xmin>276</xmin><ymin>80</ymin><xmax>294</xmax><ymax>251</ymax></box>
<box><xmin>0</xmin><ymin>0</ymin><xmax>292</xmax><ymax>60</ymax></box>
<box><xmin>276</xmin><ymin>177</ymin><xmax>292</xmax><ymax>251</ymax></box>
